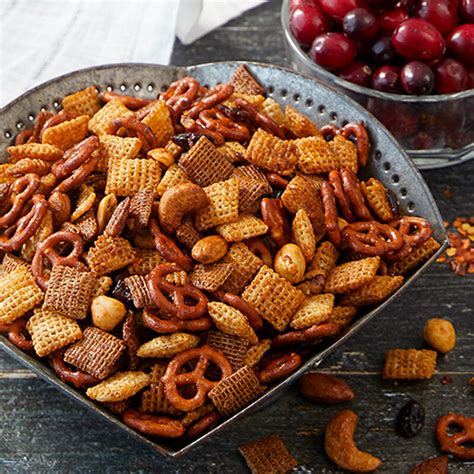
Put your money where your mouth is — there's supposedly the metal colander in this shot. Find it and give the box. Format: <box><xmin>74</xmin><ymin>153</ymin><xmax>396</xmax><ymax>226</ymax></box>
<box><xmin>0</xmin><ymin>62</ymin><xmax>447</xmax><ymax>458</ymax></box>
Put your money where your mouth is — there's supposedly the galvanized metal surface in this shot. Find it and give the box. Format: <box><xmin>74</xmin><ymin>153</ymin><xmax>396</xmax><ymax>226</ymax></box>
<box><xmin>0</xmin><ymin>62</ymin><xmax>448</xmax><ymax>458</ymax></box>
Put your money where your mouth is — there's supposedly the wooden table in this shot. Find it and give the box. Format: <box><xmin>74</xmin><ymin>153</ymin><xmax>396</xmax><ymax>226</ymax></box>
<box><xmin>1</xmin><ymin>2</ymin><xmax>473</xmax><ymax>472</ymax></box>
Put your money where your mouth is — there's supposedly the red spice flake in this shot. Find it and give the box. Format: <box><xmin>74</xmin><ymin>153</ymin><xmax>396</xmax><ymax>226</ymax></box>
<box><xmin>468</xmin><ymin>377</ymin><xmax>474</xmax><ymax>386</ymax></box>
<box><xmin>440</xmin><ymin>375</ymin><xmax>453</xmax><ymax>385</ymax></box>
<box><xmin>437</xmin><ymin>216</ymin><xmax>474</xmax><ymax>276</ymax></box>
<box><xmin>442</xmin><ymin>187</ymin><xmax>454</xmax><ymax>199</ymax></box>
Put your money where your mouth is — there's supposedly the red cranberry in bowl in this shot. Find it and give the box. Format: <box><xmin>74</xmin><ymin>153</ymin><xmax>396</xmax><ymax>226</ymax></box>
<box><xmin>414</xmin><ymin>0</ymin><xmax>458</xmax><ymax>36</ymax></box>
<box><xmin>459</xmin><ymin>0</ymin><xmax>474</xmax><ymax>22</ymax></box>
<box><xmin>339</xmin><ymin>62</ymin><xmax>373</xmax><ymax>87</ymax></box>
<box><xmin>400</xmin><ymin>61</ymin><xmax>435</xmax><ymax>95</ymax></box>
<box><xmin>365</xmin><ymin>0</ymin><xmax>398</xmax><ymax>9</ymax></box>
<box><xmin>290</xmin><ymin>5</ymin><xmax>330</xmax><ymax>48</ymax></box>
<box><xmin>319</xmin><ymin>0</ymin><xmax>362</xmax><ymax>22</ymax></box>
<box><xmin>372</xmin><ymin>65</ymin><xmax>403</xmax><ymax>93</ymax></box>
<box><xmin>447</xmin><ymin>25</ymin><xmax>474</xmax><ymax>66</ymax></box>
<box><xmin>434</xmin><ymin>58</ymin><xmax>469</xmax><ymax>93</ymax></box>
<box><xmin>310</xmin><ymin>33</ymin><xmax>356</xmax><ymax>71</ymax></box>
<box><xmin>343</xmin><ymin>8</ymin><xmax>379</xmax><ymax>41</ymax></box>
<box><xmin>290</xmin><ymin>0</ymin><xmax>319</xmax><ymax>10</ymax></box>
<box><xmin>380</xmin><ymin>7</ymin><xmax>409</xmax><ymax>33</ymax></box>
<box><xmin>370</xmin><ymin>36</ymin><xmax>397</xmax><ymax>64</ymax></box>
<box><xmin>392</xmin><ymin>19</ymin><xmax>445</xmax><ymax>62</ymax></box>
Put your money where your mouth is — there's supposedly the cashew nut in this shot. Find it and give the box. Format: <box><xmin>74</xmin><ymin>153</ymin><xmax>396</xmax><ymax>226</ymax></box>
<box><xmin>158</xmin><ymin>183</ymin><xmax>209</xmax><ymax>233</ymax></box>
<box><xmin>325</xmin><ymin>410</ymin><xmax>382</xmax><ymax>472</ymax></box>
<box><xmin>274</xmin><ymin>243</ymin><xmax>306</xmax><ymax>283</ymax></box>
<box><xmin>191</xmin><ymin>235</ymin><xmax>228</xmax><ymax>264</ymax></box>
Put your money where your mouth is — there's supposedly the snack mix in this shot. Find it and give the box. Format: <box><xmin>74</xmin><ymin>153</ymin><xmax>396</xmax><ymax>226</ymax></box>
<box><xmin>0</xmin><ymin>65</ymin><xmax>440</xmax><ymax>443</ymax></box>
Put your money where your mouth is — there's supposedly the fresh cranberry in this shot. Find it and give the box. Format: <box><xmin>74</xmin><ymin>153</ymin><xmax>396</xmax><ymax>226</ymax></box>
<box><xmin>319</xmin><ymin>0</ymin><xmax>362</xmax><ymax>22</ymax></box>
<box><xmin>310</xmin><ymin>33</ymin><xmax>356</xmax><ymax>71</ymax></box>
<box><xmin>380</xmin><ymin>7</ymin><xmax>409</xmax><ymax>33</ymax></box>
<box><xmin>447</xmin><ymin>25</ymin><xmax>474</xmax><ymax>66</ymax></box>
<box><xmin>434</xmin><ymin>58</ymin><xmax>469</xmax><ymax>93</ymax></box>
<box><xmin>290</xmin><ymin>0</ymin><xmax>318</xmax><ymax>10</ymax></box>
<box><xmin>290</xmin><ymin>5</ymin><xmax>330</xmax><ymax>47</ymax></box>
<box><xmin>339</xmin><ymin>62</ymin><xmax>373</xmax><ymax>87</ymax></box>
<box><xmin>459</xmin><ymin>0</ymin><xmax>474</xmax><ymax>22</ymax></box>
<box><xmin>372</xmin><ymin>65</ymin><xmax>403</xmax><ymax>93</ymax></box>
<box><xmin>400</xmin><ymin>61</ymin><xmax>435</xmax><ymax>94</ymax></box>
<box><xmin>392</xmin><ymin>19</ymin><xmax>445</xmax><ymax>61</ymax></box>
<box><xmin>370</xmin><ymin>36</ymin><xmax>397</xmax><ymax>64</ymax></box>
<box><xmin>414</xmin><ymin>0</ymin><xmax>458</xmax><ymax>36</ymax></box>
<box><xmin>343</xmin><ymin>8</ymin><xmax>379</xmax><ymax>40</ymax></box>
<box><xmin>365</xmin><ymin>0</ymin><xmax>398</xmax><ymax>9</ymax></box>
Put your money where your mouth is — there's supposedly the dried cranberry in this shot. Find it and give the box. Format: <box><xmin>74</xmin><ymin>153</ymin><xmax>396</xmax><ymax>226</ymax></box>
<box><xmin>339</xmin><ymin>62</ymin><xmax>373</xmax><ymax>87</ymax></box>
<box><xmin>310</xmin><ymin>33</ymin><xmax>356</xmax><ymax>71</ymax></box>
<box><xmin>434</xmin><ymin>58</ymin><xmax>469</xmax><ymax>94</ymax></box>
<box><xmin>414</xmin><ymin>0</ymin><xmax>459</xmax><ymax>36</ymax></box>
<box><xmin>319</xmin><ymin>0</ymin><xmax>362</xmax><ymax>22</ymax></box>
<box><xmin>447</xmin><ymin>25</ymin><xmax>474</xmax><ymax>67</ymax></box>
<box><xmin>380</xmin><ymin>7</ymin><xmax>409</xmax><ymax>33</ymax></box>
<box><xmin>289</xmin><ymin>5</ymin><xmax>330</xmax><ymax>47</ymax></box>
<box><xmin>343</xmin><ymin>8</ymin><xmax>379</xmax><ymax>41</ymax></box>
<box><xmin>111</xmin><ymin>278</ymin><xmax>134</xmax><ymax>305</ymax></box>
<box><xmin>459</xmin><ymin>0</ymin><xmax>474</xmax><ymax>22</ymax></box>
<box><xmin>392</xmin><ymin>19</ymin><xmax>445</xmax><ymax>62</ymax></box>
<box><xmin>172</xmin><ymin>132</ymin><xmax>205</xmax><ymax>151</ymax></box>
<box><xmin>396</xmin><ymin>399</ymin><xmax>425</xmax><ymax>438</ymax></box>
<box><xmin>372</xmin><ymin>65</ymin><xmax>403</xmax><ymax>93</ymax></box>
<box><xmin>401</xmin><ymin>61</ymin><xmax>435</xmax><ymax>95</ymax></box>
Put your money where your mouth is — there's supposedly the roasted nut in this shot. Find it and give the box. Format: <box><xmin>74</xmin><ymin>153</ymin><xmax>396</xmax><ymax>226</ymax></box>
<box><xmin>91</xmin><ymin>295</ymin><xmax>127</xmax><ymax>331</ymax></box>
<box><xmin>97</xmin><ymin>194</ymin><xmax>118</xmax><ymax>234</ymax></box>
<box><xmin>158</xmin><ymin>182</ymin><xmax>209</xmax><ymax>233</ymax></box>
<box><xmin>410</xmin><ymin>456</ymin><xmax>448</xmax><ymax>474</ymax></box>
<box><xmin>299</xmin><ymin>372</ymin><xmax>355</xmax><ymax>404</ymax></box>
<box><xmin>274</xmin><ymin>243</ymin><xmax>306</xmax><ymax>283</ymax></box>
<box><xmin>191</xmin><ymin>235</ymin><xmax>228</xmax><ymax>264</ymax></box>
<box><xmin>48</xmin><ymin>192</ymin><xmax>71</xmax><ymax>228</ymax></box>
<box><xmin>423</xmin><ymin>318</ymin><xmax>456</xmax><ymax>353</ymax></box>
<box><xmin>325</xmin><ymin>410</ymin><xmax>382</xmax><ymax>472</ymax></box>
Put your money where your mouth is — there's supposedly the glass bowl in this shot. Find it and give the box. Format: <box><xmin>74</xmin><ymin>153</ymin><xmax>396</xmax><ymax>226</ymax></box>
<box><xmin>281</xmin><ymin>0</ymin><xmax>474</xmax><ymax>169</ymax></box>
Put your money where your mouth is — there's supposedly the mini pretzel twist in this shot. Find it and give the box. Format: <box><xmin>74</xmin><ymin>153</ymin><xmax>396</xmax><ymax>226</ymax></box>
<box><xmin>266</xmin><ymin>173</ymin><xmax>289</xmax><ymax>189</ymax></box>
<box><xmin>180</xmin><ymin>115</ymin><xmax>225</xmax><ymax>146</ymax></box>
<box><xmin>147</xmin><ymin>263</ymin><xmax>208</xmax><ymax>320</ymax></box>
<box><xmin>187</xmin><ymin>83</ymin><xmax>234</xmax><ymax>119</ymax></box>
<box><xmin>39</xmin><ymin>110</ymin><xmax>81</xmax><ymax>141</ymax></box>
<box><xmin>122</xmin><ymin>409</ymin><xmax>185</xmax><ymax>438</ymax></box>
<box><xmin>212</xmin><ymin>290</ymin><xmax>263</xmax><ymax>330</ymax></box>
<box><xmin>0</xmin><ymin>318</ymin><xmax>33</xmax><ymax>351</ymax></box>
<box><xmin>234</xmin><ymin>98</ymin><xmax>285</xmax><ymax>139</ymax></box>
<box><xmin>260</xmin><ymin>198</ymin><xmax>291</xmax><ymax>248</ymax></box>
<box><xmin>161</xmin><ymin>77</ymin><xmax>201</xmax><ymax>116</ymax></box>
<box><xmin>340</xmin><ymin>169</ymin><xmax>372</xmax><ymax>221</ymax></box>
<box><xmin>186</xmin><ymin>411</ymin><xmax>221</xmax><ymax>438</ymax></box>
<box><xmin>108</xmin><ymin>115</ymin><xmax>158</xmax><ymax>153</ymax></box>
<box><xmin>329</xmin><ymin>170</ymin><xmax>354</xmax><ymax>222</ymax></box>
<box><xmin>150</xmin><ymin>219</ymin><xmax>193</xmax><ymax>271</ymax></box>
<box><xmin>243</xmin><ymin>238</ymin><xmax>273</xmax><ymax>268</ymax></box>
<box><xmin>272</xmin><ymin>322</ymin><xmax>341</xmax><ymax>348</ymax></box>
<box><xmin>50</xmin><ymin>349</ymin><xmax>100</xmax><ymax>388</ymax></box>
<box><xmin>99</xmin><ymin>91</ymin><xmax>152</xmax><ymax>110</ymax></box>
<box><xmin>31</xmin><ymin>230</ymin><xmax>87</xmax><ymax>291</ymax></box>
<box><xmin>29</xmin><ymin>111</ymin><xmax>54</xmax><ymax>143</ymax></box>
<box><xmin>52</xmin><ymin>154</ymin><xmax>98</xmax><ymax>194</ymax></box>
<box><xmin>321</xmin><ymin>181</ymin><xmax>342</xmax><ymax>248</ymax></box>
<box><xmin>340</xmin><ymin>122</ymin><xmax>369</xmax><ymax>167</ymax></box>
<box><xmin>162</xmin><ymin>345</ymin><xmax>233</xmax><ymax>412</ymax></box>
<box><xmin>436</xmin><ymin>413</ymin><xmax>474</xmax><ymax>460</ymax></box>
<box><xmin>142</xmin><ymin>308</ymin><xmax>212</xmax><ymax>333</ymax></box>
<box><xmin>258</xmin><ymin>352</ymin><xmax>302</xmax><ymax>383</ymax></box>
<box><xmin>0</xmin><ymin>194</ymin><xmax>48</xmax><ymax>252</ymax></box>
<box><xmin>0</xmin><ymin>173</ymin><xmax>40</xmax><ymax>228</ymax></box>
<box><xmin>197</xmin><ymin>108</ymin><xmax>250</xmax><ymax>142</ymax></box>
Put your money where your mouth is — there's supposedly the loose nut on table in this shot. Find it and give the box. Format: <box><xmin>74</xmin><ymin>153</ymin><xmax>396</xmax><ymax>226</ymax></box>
<box><xmin>299</xmin><ymin>372</ymin><xmax>355</xmax><ymax>404</ymax></box>
<box><xmin>274</xmin><ymin>243</ymin><xmax>306</xmax><ymax>284</ymax></box>
<box><xmin>423</xmin><ymin>318</ymin><xmax>456</xmax><ymax>353</ymax></box>
<box><xmin>91</xmin><ymin>295</ymin><xmax>127</xmax><ymax>331</ymax></box>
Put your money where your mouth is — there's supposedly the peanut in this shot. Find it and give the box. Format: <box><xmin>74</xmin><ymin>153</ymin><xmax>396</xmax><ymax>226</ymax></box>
<box><xmin>91</xmin><ymin>295</ymin><xmax>127</xmax><ymax>331</ymax></box>
<box><xmin>423</xmin><ymin>318</ymin><xmax>456</xmax><ymax>353</ymax></box>
<box><xmin>299</xmin><ymin>372</ymin><xmax>355</xmax><ymax>404</ymax></box>
<box><xmin>274</xmin><ymin>243</ymin><xmax>306</xmax><ymax>283</ymax></box>
<box><xmin>191</xmin><ymin>235</ymin><xmax>228</xmax><ymax>264</ymax></box>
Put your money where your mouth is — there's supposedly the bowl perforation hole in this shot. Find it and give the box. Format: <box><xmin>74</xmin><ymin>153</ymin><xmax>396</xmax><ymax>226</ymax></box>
<box><xmin>330</xmin><ymin>112</ymin><xmax>338</xmax><ymax>121</ymax></box>
<box><xmin>305</xmin><ymin>98</ymin><xmax>313</xmax><ymax>107</ymax></box>
<box><xmin>280</xmin><ymin>89</ymin><xmax>288</xmax><ymax>98</ymax></box>
<box><xmin>4</xmin><ymin>130</ymin><xmax>12</xmax><ymax>139</ymax></box>
<box><xmin>383</xmin><ymin>162</ymin><xmax>391</xmax><ymax>171</ymax></box>
<box><xmin>391</xmin><ymin>174</ymin><xmax>400</xmax><ymax>184</ymax></box>
<box><xmin>16</xmin><ymin>121</ymin><xmax>24</xmax><ymax>129</ymax></box>
<box><xmin>318</xmin><ymin>104</ymin><xmax>326</xmax><ymax>114</ymax></box>
<box><xmin>147</xmin><ymin>83</ymin><xmax>155</xmax><ymax>92</ymax></box>
<box><xmin>161</xmin><ymin>84</ymin><xmax>169</xmax><ymax>92</ymax></box>
<box><xmin>28</xmin><ymin>113</ymin><xmax>35</xmax><ymax>122</ymax></box>
<box><xmin>53</xmin><ymin>100</ymin><xmax>61</xmax><ymax>110</ymax></box>
<box><xmin>293</xmin><ymin>93</ymin><xmax>300</xmax><ymax>102</ymax></box>
<box><xmin>119</xmin><ymin>84</ymin><xmax>127</xmax><ymax>92</ymax></box>
<box><xmin>374</xmin><ymin>150</ymin><xmax>382</xmax><ymax>161</ymax></box>
<box><xmin>407</xmin><ymin>201</ymin><xmax>415</xmax><ymax>212</ymax></box>
<box><xmin>400</xmin><ymin>187</ymin><xmax>408</xmax><ymax>198</ymax></box>
<box><xmin>106</xmin><ymin>84</ymin><xmax>114</xmax><ymax>92</ymax></box>
<box><xmin>267</xmin><ymin>85</ymin><xmax>274</xmax><ymax>94</ymax></box>
<box><xmin>341</xmin><ymin>119</ymin><xmax>348</xmax><ymax>127</ymax></box>
<box><xmin>134</xmin><ymin>83</ymin><xmax>141</xmax><ymax>91</ymax></box>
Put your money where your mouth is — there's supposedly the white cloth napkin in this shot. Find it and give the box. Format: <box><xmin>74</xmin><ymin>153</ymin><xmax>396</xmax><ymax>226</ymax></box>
<box><xmin>0</xmin><ymin>0</ymin><xmax>266</xmax><ymax>107</ymax></box>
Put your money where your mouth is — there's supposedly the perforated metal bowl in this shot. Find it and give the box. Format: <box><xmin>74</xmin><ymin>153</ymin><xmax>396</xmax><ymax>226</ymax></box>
<box><xmin>0</xmin><ymin>62</ymin><xmax>447</xmax><ymax>458</ymax></box>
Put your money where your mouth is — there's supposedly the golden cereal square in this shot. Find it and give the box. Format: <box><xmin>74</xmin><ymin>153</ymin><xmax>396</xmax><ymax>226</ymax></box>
<box><xmin>105</xmin><ymin>157</ymin><xmax>161</xmax><ymax>197</ymax></box>
<box><xmin>218</xmin><ymin>141</ymin><xmax>248</xmax><ymax>164</ymax></box>
<box><xmin>62</xmin><ymin>86</ymin><xmax>101</xmax><ymax>117</ymax></box>
<box><xmin>179</xmin><ymin>136</ymin><xmax>234</xmax><ymax>187</ymax></box>
<box><xmin>325</xmin><ymin>256</ymin><xmax>380</xmax><ymax>294</ymax></box>
<box><xmin>389</xmin><ymin>238</ymin><xmax>441</xmax><ymax>276</ymax></box>
<box><xmin>290</xmin><ymin>294</ymin><xmax>335</xmax><ymax>329</ymax></box>
<box><xmin>259</xmin><ymin>97</ymin><xmax>286</xmax><ymax>125</ymax></box>
<box><xmin>216</xmin><ymin>214</ymin><xmax>268</xmax><ymax>242</ymax></box>
<box><xmin>141</xmin><ymin>100</ymin><xmax>174</xmax><ymax>147</ymax></box>
<box><xmin>296</xmin><ymin>136</ymin><xmax>339</xmax><ymax>174</ymax></box>
<box><xmin>361</xmin><ymin>178</ymin><xmax>397</xmax><ymax>222</ymax></box>
<box><xmin>329</xmin><ymin>305</ymin><xmax>358</xmax><ymax>328</ymax></box>
<box><xmin>239</xmin><ymin>435</ymin><xmax>298</xmax><ymax>474</ymax></box>
<box><xmin>88</xmin><ymin>98</ymin><xmax>133</xmax><ymax>136</ymax></box>
<box><xmin>242</xmin><ymin>266</ymin><xmax>305</xmax><ymax>331</ymax></box>
<box><xmin>340</xmin><ymin>275</ymin><xmax>404</xmax><ymax>307</ymax></box>
<box><xmin>221</xmin><ymin>242</ymin><xmax>264</xmax><ymax>294</ymax></box>
<box><xmin>127</xmin><ymin>248</ymin><xmax>165</xmax><ymax>276</ymax></box>
<box><xmin>41</xmin><ymin>115</ymin><xmax>90</xmax><ymax>151</ymax></box>
<box><xmin>246</xmin><ymin>128</ymin><xmax>298</xmax><ymax>176</ymax></box>
<box><xmin>190</xmin><ymin>263</ymin><xmax>233</xmax><ymax>292</ymax></box>
<box><xmin>243</xmin><ymin>339</ymin><xmax>272</xmax><ymax>367</ymax></box>
<box><xmin>157</xmin><ymin>164</ymin><xmax>190</xmax><ymax>197</ymax></box>
<box><xmin>291</xmin><ymin>209</ymin><xmax>316</xmax><ymax>263</ymax></box>
<box><xmin>285</xmin><ymin>105</ymin><xmax>322</xmax><ymax>138</ymax></box>
<box><xmin>232</xmin><ymin>165</ymin><xmax>272</xmax><ymax>213</ymax></box>
<box><xmin>0</xmin><ymin>267</ymin><xmax>43</xmax><ymax>323</ymax></box>
<box><xmin>86</xmin><ymin>235</ymin><xmax>136</xmax><ymax>276</ymax></box>
<box><xmin>383</xmin><ymin>349</ymin><xmax>437</xmax><ymax>380</ymax></box>
<box><xmin>195</xmin><ymin>178</ymin><xmax>240</xmax><ymax>231</ymax></box>
<box><xmin>26</xmin><ymin>309</ymin><xmax>82</xmax><ymax>357</ymax></box>
<box><xmin>329</xmin><ymin>135</ymin><xmax>358</xmax><ymax>174</ymax></box>
<box><xmin>99</xmin><ymin>134</ymin><xmax>142</xmax><ymax>171</ymax></box>
<box><xmin>307</xmin><ymin>241</ymin><xmax>339</xmax><ymax>277</ymax></box>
